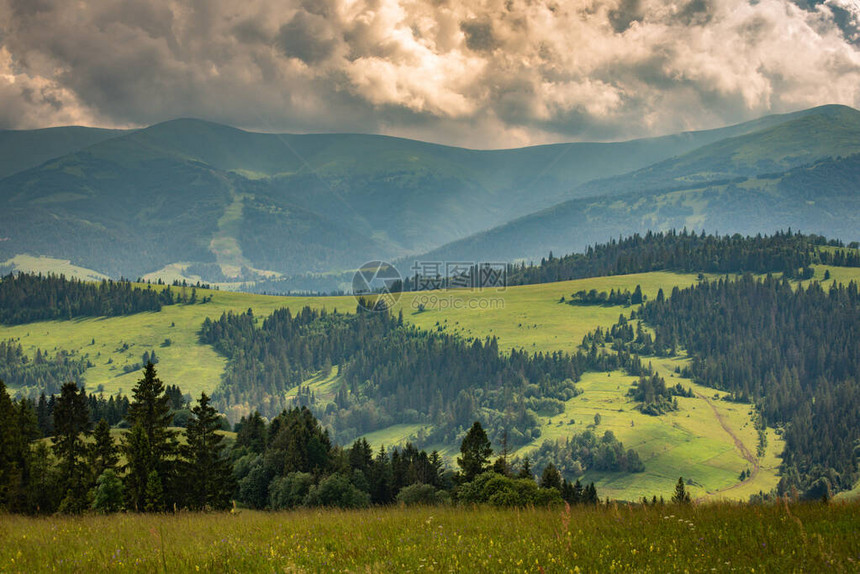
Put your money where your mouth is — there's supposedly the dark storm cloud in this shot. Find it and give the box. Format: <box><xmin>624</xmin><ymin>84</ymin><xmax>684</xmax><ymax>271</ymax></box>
<box><xmin>608</xmin><ymin>0</ymin><xmax>642</xmax><ymax>33</ymax></box>
<box><xmin>0</xmin><ymin>0</ymin><xmax>858</xmax><ymax>147</ymax></box>
<box><xmin>277</xmin><ymin>11</ymin><xmax>339</xmax><ymax>64</ymax></box>
<box><xmin>461</xmin><ymin>20</ymin><xmax>498</xmax><ymax>51</ymax></box>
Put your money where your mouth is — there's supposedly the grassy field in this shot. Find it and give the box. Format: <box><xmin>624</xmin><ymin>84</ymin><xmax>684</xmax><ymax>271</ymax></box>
<box><xmin>1</xmin><ymin>503</ymin><xmax>858</xmax><ymax>573</ymax></box>
<box><xmin>518</xmin><ymin>361</ymin><xmax>784</xmax><ymax>502</ymax></box>
<box><xmin>0</xmin><ymin>288</ymin><xmax>354</xmax><ymax>398</ymax></box>
<box><xmin>396</xmin><ymin>271</ymin><xmax>711</xmax><ymax>354</ymax></box>
<box><xmin>0</xmin><ymin>254</ymin><xmax>110</xmax><ymax>282</ymax></box>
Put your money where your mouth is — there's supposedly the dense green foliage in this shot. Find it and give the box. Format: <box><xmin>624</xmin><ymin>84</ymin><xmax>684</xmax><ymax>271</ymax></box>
<box><xmin>180</xmin><ymin>393</ymin><xmax>236</xmax><ymax>510</ymax></box>
<box><xmin>52</xmin><ymin>382</ymin><xmax>92</xmax><ymax>513</ymax></box>
<box><xmin>233</xmin><ymin>415</ymin><xmax>592</xmax><ymax>511</ymax></box>
<box><xmin>0</xmin><ymin>339</ymin><xmax>90</xmax><ymax>395</ymax></box>
<box><xmin>457</xmin><ymin>421</ymin><xmax>493</xmax><ymax>481</ymax></box>
<box><xmin>530</xmin><ymin>430</ymin><xmax>646</xmax><ymax>478</ymax></box>
<box><xmin>0</xmin><ymin>366</ymin><xmax>232</xmax><ymax>515</ymax></box>
<box><xmin>611</xmin><ymin>274</ymin><xmax>860</xmax><ymax>496</ymax></box>
<box><xmin>626</xmin><ymin>373</ymin><xmax>692</xmax><ymax>416</ymax></box>
<box><xmin>0</xmin><ymin>273</ymin><xmax>178</xmax><ymax>324</ymax></box>
<box><xmin>506</xmin><ymin>230</ymin><xmax>858</xmax><ymax>286</ymax></box>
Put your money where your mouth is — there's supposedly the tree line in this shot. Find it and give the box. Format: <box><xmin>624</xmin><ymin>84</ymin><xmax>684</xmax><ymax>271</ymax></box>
<box><xmin>505</xmin><ymin>230</ymin><xmax>859</xmax><ymax>286</ymax></box>
<box><xmin>232</xmin><ymin>413</ymin><xmax>603</xmax><ymax>510</ymax></box>
<box><xmin>1</xmin><ymin>363</ymin><xmax>615</xmax><ymax>514</ymax></box>
<box><xmin>0</xmin><ymin>365</ymin><xmax>233</xmax><ymax>514</ymax></box>
<box><xmin>0</xmin><ymin>272</ymin><xmax>214</xmax><ymax>325</ymax></box>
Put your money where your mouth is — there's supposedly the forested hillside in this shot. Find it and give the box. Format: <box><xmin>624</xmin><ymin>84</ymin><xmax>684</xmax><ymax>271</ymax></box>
<box><xmin>604</xmin><ymin>274</ymin><xmax>860</xmax><ymax>497</ymax></box>
<box><xmin>0</xmin><ymin>367</ymin><xmax>603</xmax><ymax>515</ymax></box>
<box><xmin>200</xmin><ymin>304</ymin><xmax>658</xmax><ymax>448</ymax></box>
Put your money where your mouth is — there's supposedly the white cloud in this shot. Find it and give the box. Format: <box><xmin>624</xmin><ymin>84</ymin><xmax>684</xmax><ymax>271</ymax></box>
<box><xmin>0</xmin><ymin>0</ymin><xmax>858</xmax><ymax>146</ymax></box>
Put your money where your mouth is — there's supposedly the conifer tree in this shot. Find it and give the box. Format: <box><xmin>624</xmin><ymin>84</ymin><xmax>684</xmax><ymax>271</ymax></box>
<box><xmin>144</xmin><ymin>470</ymin><xmax>164</xmax><ymax>512</ymax></box>
<box><xmin>180</xmin><ymin>393</ymin><xmax>235</xmax><ymax>510</ymax></box>
<box><xmin>52</xmin><ymin>382</ymin><xmax>91</xmax><ymax>513</ymax></box>
<box><xmin>369</xmin><ymin>446</ymin><xmax>393</xmax><ymax>504</ymax></box>
<box><xmin>122</xmin><ymin>363</ymin><xmax>178</xmax><ymax>511</ymax></box>
<box><xmin>0</xmin><ymin>380</ymin><xmax>28</xmax><ymax>511</ymax></box>
<box><xmin>458</xmin><ymin>421</ymin><xmax>493</xmax><ymax>481</ymax></box>
<box><xmin>540</xmin><ymin>463</ymin><xmax>562</xmax><ymax>490</ymax></box>
<box><xmin>672</xmin><ymin>477</ymin><xmax>692</xmax><ymax>504</ymax></box>
<box><xmin>90</xmin><ymin>418</ymin><xmax>118</xmax><ymax>479</ymax></box>
<box><xmin>584</xmin><ymin>482</ymin><xmax>598</xmax><ymax>505</ymax></box>
<box><xmin>236</xmin><ymin>411</ymin><xmax>267</xmax><ymax>453</ymax></box>
<box><xmin>571</xmin><ymin>478</ymin><xmax>584</xmax><ymax>504</ymax></box>
<box><xmin>517</xmin><ymin>456</ymin><xmax>533</xmax><ymax>480</ymax></box>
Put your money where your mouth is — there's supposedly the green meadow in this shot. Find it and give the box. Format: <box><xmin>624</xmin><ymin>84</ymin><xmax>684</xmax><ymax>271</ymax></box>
<box><xmin>1</xmin><ymin>502</ymin><xmax>858</xmax><ymax>573</ymax></box>
<box><xmin>2</xmin><ymin>265</ymin><xmax>858</xmax><ymax>501</ymax></box>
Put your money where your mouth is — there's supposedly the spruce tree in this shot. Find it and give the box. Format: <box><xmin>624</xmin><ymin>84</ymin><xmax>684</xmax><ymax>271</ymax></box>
<box><xmin>122</xmin><ymin>363</ymin><xmax>178</xmax><ymax>511</ymax></box>
<box><xmin>144</xmin><ymin>470</ymin><xmax>164</xmax><ymax>512</ymax></box>
<box><xmin>571</xmin><ymin>478</ymin><xmax>584</xmax><ymax>504</ymax></box>
<box><xmin>236</xmin><ymin>411</ymin><xmax>267</xmax><ymax>453</ymax></box>
<box><xmin>517</xmin><ymin>456</ymin><xmax>533</xmax><ymax>480</ymax></box>
<box><xmin>52</xmin><ymin>382</ymin><xmax>91</xmax><ymax>513</ymax></box>
<box><xmin>585</xmin><ymin>482</ymin><xmax>598</xmax><ymax>505</ymax></box>
<box><xmin>92</xmin><ymin>469</ymin><xmax>124</xmax><ymax>513</ymax></box>
<box><xmin>540</xmin><ymin>463</ymin><xmax>562</xmax><ymax>490</ymax></box>
<box><xmin>90</xmin><ymin>418</ymin><xmax>118</xmax><ymax>479</ymax></box>
<box><xmin>0</xmin><ymin>380</ymin><xmax>28</xmax><ymax>511</ymax></box>
<box><xmin>457</xmin><ymin>421</ymin><xmax>493</xmax><ymax>481</ymax></box>
<box><xmin>369</xmin><ymin>446</ymin><xmax>393</xmax><ymax>504</ymax></box>
<box><xmin>672</xmin><ymin>477</ymin><xmax>692</xmax><ymax>504</ymax></box>
<box><xmin>180</xmin><ymin>393</ymin><xmax>235</xmax><ymax>510</ymax></box>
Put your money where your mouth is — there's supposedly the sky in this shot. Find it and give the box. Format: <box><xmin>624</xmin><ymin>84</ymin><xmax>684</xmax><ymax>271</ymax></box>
<box><xmin>1</xmin><ymin>0</ymin><xmax>859</xmax><ymax>148</ymax></box>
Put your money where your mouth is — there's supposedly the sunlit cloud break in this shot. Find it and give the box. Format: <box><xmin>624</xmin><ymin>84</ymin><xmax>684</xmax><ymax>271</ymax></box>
<box><xmin>0</xmin><ymin>0</ymin><xmax>858</xmax><ymax>147</ymax></box>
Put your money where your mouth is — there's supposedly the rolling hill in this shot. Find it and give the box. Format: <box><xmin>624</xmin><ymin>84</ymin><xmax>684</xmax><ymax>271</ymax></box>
<box><xmin>0</xmin><ymin>126</ymin><xmax>129</xmax><ymax>180</ymax></box>
<box><xmin>3</xmin><ymin>105</ymin><xmax>858</xmax><ymax>285</ymax></box>
<box><xmin>423</xmin><ymin>117</ymin><xmax>860</xmax><ymax>265</ymax></box>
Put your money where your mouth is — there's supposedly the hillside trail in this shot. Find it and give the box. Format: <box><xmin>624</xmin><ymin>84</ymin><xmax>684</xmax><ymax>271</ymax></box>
<box><xmin>694</xmin><ymin>391</ymin><xmax>760</xmax><ymax>501</ymax></box>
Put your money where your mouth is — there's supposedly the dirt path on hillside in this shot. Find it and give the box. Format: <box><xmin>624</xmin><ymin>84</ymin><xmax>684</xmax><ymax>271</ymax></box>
<box><xmin>694</xmin><ymin>391</ymin><xmax>760</xmax><ymax>501</ymax></box>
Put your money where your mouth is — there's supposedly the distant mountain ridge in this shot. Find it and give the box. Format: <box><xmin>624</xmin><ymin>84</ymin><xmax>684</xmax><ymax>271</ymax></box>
<box><xmin>0</xmin><ymin>105</ymin><xmax>858</xmax><ymax>285</ymax></box>
<box><xmin>0</xmin><ymin>126</ymin><xmax>129</xmax><ymax>180</ymax></box>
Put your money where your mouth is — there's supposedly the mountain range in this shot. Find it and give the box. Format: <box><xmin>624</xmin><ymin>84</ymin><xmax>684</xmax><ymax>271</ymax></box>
<box><xmin>0</xmin><ymin>105</ymin><xmax>858</xmax><ymax>289</ymax></box>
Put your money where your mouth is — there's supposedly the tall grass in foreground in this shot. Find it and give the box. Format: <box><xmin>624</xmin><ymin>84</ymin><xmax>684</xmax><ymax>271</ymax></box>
<box><xmin>1</xmin><ymin>502</ymin><xmax>858</xmax><ymax>572</ymax></box>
